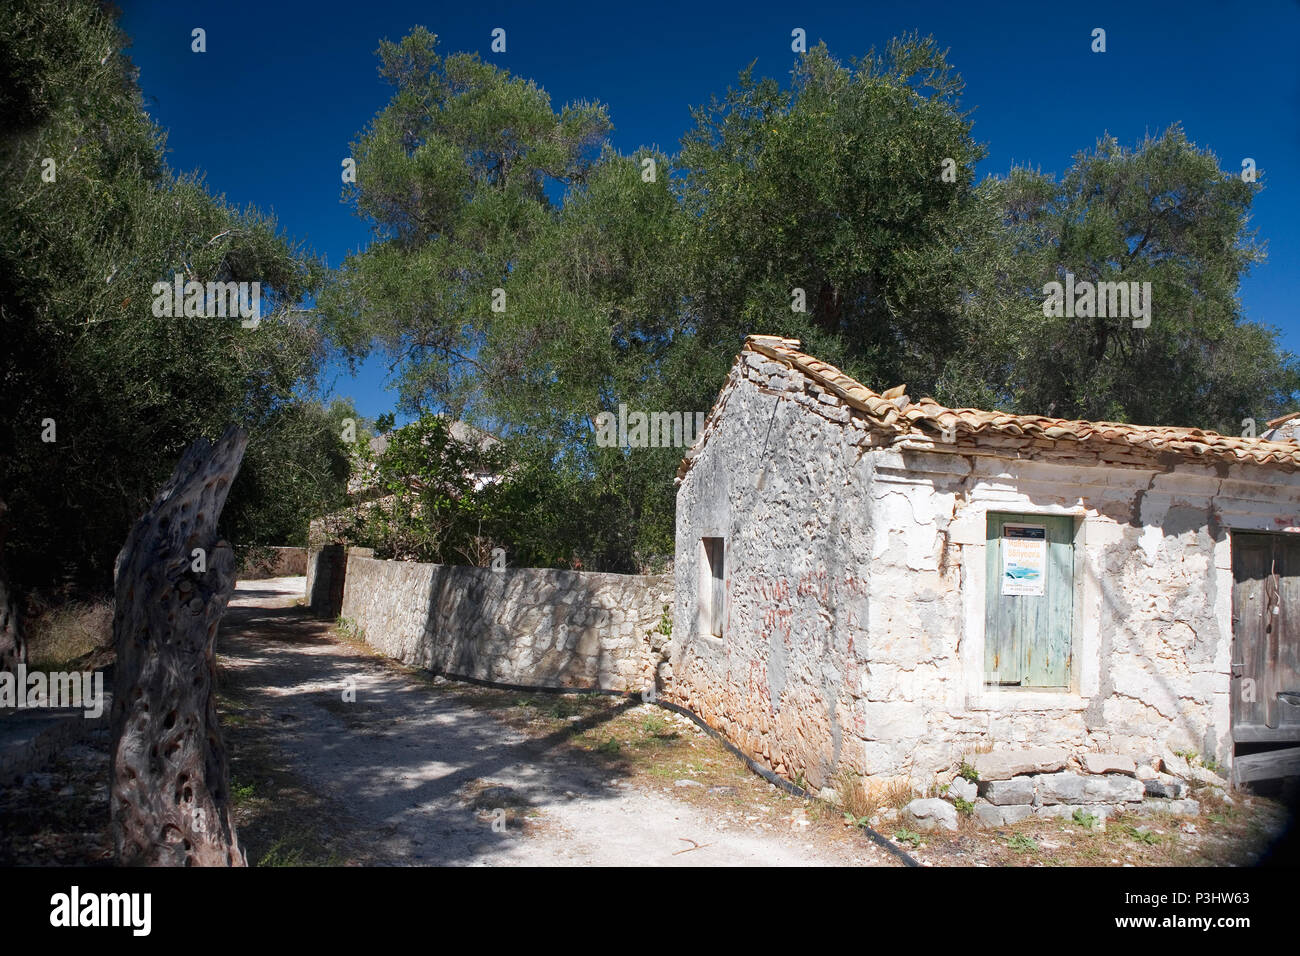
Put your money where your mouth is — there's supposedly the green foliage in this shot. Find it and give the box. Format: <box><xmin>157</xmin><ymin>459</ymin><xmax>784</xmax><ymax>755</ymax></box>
<box><xmin>549</xmin><ymin>697</ymin><xmax>581</xmax><ymax>719</ymax></box>
<box><xmin>1007</xmin><ymin>833</ymin><xmax>1039</xmax><ymax>853</ymax></box>
<box><xmin>0</xmin><ymin>0</ymin><xmax>341</xmax><ymax>591</ymax></box>
<box><xmin>230</xmin><ymin>779</ymin><xmax>257</xmax><ymax>803</ymax></box>
<box><xmin>1124</xmin><ymin>824</ymin><xmax>1161</xmax><ymax>845</ymax></box>
<box><xmin>334</xmin><ymin>617</ymin><xmax>364</xmax><ymax>642</ymax></box>
<box><xmin>893</xmin><ymin>828</ymin><xmax>922</xmax><ymax>847</ymax></box>
<box><xmin>656</xmin><ymin>605</ymin><xmax>672</xmax><ymax>637</ymax></box>
<box><xmin>1072</xmin><ymin>808</ymin><xmax>1098</xmax><ymax>830</ymax></box>
<box><xmin>340</xmin><ymin>413</ymin><xmax>506</xmax><ymax>564</ymax></box>
<box><xmin>641</xmin><ymin>714</ymin><xmax>669</xmax><ymax>737</ymax></box>
<box><xmin>966</xmin><ymin>126</ymin><xmax>1297</xmax><ymax>430</ymax></box>
<box><xmin>320</xmin><ymin>28</ymin><xmax>1296</xmax><ymax>572</ymax></box>
<box><xmin>958</xmin><ymin>760</ymin><xmax>980</xmax><ymax>783</ymax></box>
<box><xmin>321</xmin><ymin>26</ymin><xmax>611</xmax><ymax>405</ymax></box>
<box><xmin>673</xmin><ymin>36</ymin><xmax>990</xmax><ymax>402</ymax></box>
<box><xmin>225</xmin><ymin>399</ymin><xmax>357</xmax><ymax>548</ymax></box>
<box><xmin>953</xmin><ymin>796</ymin><xmax>974</xmax><ymax>816</ymax></box>
<box><xmin>256</xmin><ymin>838</ymin><xmax>312</xmax><ymax>867</ymax></box>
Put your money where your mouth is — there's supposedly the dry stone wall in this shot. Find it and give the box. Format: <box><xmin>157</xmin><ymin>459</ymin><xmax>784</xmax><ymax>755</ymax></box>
<box><xmin>238</xmin><ymin>546</ymin><xmax>307</xmax><ymax>580</ymax></box>
<box><xmin>337</xmin><ymin>552</ymin><xmax>672</xmax><ymax>693</ymax></box>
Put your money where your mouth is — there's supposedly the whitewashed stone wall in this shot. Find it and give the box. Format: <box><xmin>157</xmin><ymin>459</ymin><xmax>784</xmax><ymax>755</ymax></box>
<box><xmin>339</xmin><ymin>553</ymin><xmax>672</xmax><ymax>692</ymax></box>
<box><xmin>670</xmin><ymin>349</ymin><xmax>1300</xmax><ymax>791</ymax></box>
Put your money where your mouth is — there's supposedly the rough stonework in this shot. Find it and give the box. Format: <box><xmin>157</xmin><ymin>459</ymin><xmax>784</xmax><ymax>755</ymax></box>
<box><xmin>973</xmin><ymin>748</ymin><xmax>1069</xmax><ymax>781</ymax></box>
<box><xmin>337</xmin><ymin>552</ymin><xmax>672</xmax><ymax>692</ymax></box>
<box><xmin>669</xmin><ymin>338</ymin><xmax>1300</xmax><ymax>791</ymax></box>
<box><xmin>238</xmin><ymin>546</ymin><xmax>307</xmax><ymax>580</ymax></box>
<box><xmin>1082</xmin><ymin>753</ymin><xmax>1138</xmax><ymax>776</ymax></box>
<box><xmin>904</xmin><ymin>797</ymin><xmax>958</xmax><ymax>832</ymax></box>
<box><xmin>305</xmin><ymin>543</ymin><xmax>347</xmax><ymax>618</ymax></box>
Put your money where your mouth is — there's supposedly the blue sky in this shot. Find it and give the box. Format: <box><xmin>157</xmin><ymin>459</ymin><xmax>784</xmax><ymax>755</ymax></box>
<box><xmin>118</xmin><ymin>0</ymin><xmax>1300</xmax><ymax>422</ymax></box>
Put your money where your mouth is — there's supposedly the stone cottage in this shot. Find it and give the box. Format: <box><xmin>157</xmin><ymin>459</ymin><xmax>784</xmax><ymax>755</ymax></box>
<box><xmin>666</xmin><ymin>334</ymin><xmax>1300</xmax><ymax>793</ymax></box>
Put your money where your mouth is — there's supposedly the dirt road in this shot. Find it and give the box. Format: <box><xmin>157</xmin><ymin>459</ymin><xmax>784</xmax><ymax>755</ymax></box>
<box><xmin>217</xmin><ymin>577</ymin><xmax>893</xmax><ymax>867</ymax></box>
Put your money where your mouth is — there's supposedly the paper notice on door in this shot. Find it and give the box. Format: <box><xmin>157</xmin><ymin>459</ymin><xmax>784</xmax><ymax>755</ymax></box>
<box><xmin>1002</xmin><ymin>524</ymin><xmax>1046</xmax><ymax>596</ymax></box>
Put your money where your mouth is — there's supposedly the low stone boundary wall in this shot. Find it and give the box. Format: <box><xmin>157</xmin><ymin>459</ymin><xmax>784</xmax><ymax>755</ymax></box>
<box><xmin>337</xmin><ymin>552</ymin><xmax>672</xmax><ymax>693</ymax></box>
<box><xmin>306</xmin><ymin>544</ymin><xmax>347</xmax><ymax>618</ymax></box>
<box><xmin>0</xmin><ymin>699</ymin><xmax>111</xmax><ymax>786</ymax></box>
<box><xmin>238</xmin><ymin>546</ymin><xmax>307</xmax><ymax>580</ymax></box>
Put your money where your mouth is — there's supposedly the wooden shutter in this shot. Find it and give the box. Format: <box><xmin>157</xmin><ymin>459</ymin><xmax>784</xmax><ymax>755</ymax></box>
<box><xmin>984</xmin><ymin>513</ymin><xmax>1074</xmax><ymax>688</ymax></box>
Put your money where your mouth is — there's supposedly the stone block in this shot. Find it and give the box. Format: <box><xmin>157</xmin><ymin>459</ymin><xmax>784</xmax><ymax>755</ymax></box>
<box><xmin>1033</xmin><ymin>772</ymin><xmax>1086</xmax><ymax>805</ymax></box>
<box><xmin>973</xmin><ymin>802</ymin><xmax>1034</xmax><ymax>827</ymax></box>
<box><xmin>1143</xmin><ymin>775</ymin><xmax>1186</xmax><ymax>799</ymax></box>
<box><xmin>949</xmin><ymin>776</ymin><xmax>977</xmax><ymax>803</ymax></box>
<box><xmin>1140</xmin><ymin>798</ymin><xmax>1201</xmax><ymax>817</ymax></box>
<box><xmin>979</xmin><ymin>777</ymin><xmax>1035</xmax><ymax>806</ymax></box>
<box><xmin>855</xmin><ymin>701</ymin><xmax>927</xmax><ymax>742</ymax></box>
<box><xmin>904</xmin><ymin>797</ymin><xmax>958</xmax><ymax>832</ymax></box>
<box><xmin>1082</xmin><ymin>774</ymin><xmax>1145</xmax><ymax>803</ymax></box>
<box><xmin>972</xmin><ymin>747</ymin><xmax>1068</xmax><ymax>781</ymax></box>
<box><xmin>1082</xmin><ymin>753</ymin><xmax>1137</xmax><ymax>776</ymax></box>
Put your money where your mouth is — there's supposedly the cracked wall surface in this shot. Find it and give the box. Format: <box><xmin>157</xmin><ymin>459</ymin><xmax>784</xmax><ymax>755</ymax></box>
<box><xmin>670</xmin><ymin>349</ymin><xmax>1300</xmax><ymax>790</ymax></box>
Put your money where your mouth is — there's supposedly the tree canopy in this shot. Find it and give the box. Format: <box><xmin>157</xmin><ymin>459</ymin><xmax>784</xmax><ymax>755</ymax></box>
<box><xmin>0</xmin><ymin>0</ymin><xmax>351</xmax><ymax>589</ymax></box>
<box><xmin>321</xmin><ymin>28</ymin><xmax>1295</xmax><ymax>571</ymax></box>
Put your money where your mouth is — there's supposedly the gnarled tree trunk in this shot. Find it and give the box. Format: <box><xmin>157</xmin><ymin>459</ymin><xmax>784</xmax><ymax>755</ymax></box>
<box><xmin>0</xmin><ymin>497</ymin><xmax>25</xmax><ymax>674</ymax></box>
<box><xmin>110</xmin><ymin>427</ymin><xmax>248</xmax><ymax>866</ymax></box>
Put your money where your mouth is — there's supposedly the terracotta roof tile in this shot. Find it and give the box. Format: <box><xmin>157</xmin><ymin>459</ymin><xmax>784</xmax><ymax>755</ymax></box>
<box><xmin>679</xmin><ymin>334</ymin><xmax>1300</xmax><ymax>475</ymax></box>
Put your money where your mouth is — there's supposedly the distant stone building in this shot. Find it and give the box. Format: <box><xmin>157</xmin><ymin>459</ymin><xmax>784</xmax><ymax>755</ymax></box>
<box><xmin>1262</xmin><ymin>411</ymin><xmax>1300</xmax><ymax>443</ymax></box>
<box><xmin>667</xmin><ymin>335</ymin><xmax>1300</xmax><ymax>790</ymax></box>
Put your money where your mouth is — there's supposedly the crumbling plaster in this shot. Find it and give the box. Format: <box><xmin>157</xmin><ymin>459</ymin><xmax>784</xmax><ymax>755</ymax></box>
<box><xmin>669</xmin><ymin>350</ymin><xmax>1300</xmax><ymax>790</ymax></box>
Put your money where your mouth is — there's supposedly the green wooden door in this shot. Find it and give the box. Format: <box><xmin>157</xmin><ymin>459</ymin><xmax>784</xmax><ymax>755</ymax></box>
<box><xmin>984</xmin><ymin>513</ymin><xmax>1074</xmax><ymax>688</ymax></box>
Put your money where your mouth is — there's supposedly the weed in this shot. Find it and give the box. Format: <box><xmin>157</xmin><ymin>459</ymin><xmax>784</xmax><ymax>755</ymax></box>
<box><xmin>258</xmin><ymin>838</ymin><xmax>306</xmax><ymax>867</ymax></box>
<box><xmin>335</xmin><ymin>617</ymin><xmax>365</xmax><ymax>642</ymax></box>
<box><xmin>655</xmin><ymin>605</ymin><xmax>672</xmax><ymax>637</ymax></box>
<box><xmin>835</xmin><ymin>770</ymin><xmax>880</xmax><ymax>822</ymax></box>
<box><xmin>958</xmin><ymin>760</ymin><xmax>979</xmax><ymax>783</ymax></box>
<box><xmin>953</xmin><ymin>796</ymin><xmax>974</xmax><ymax>816</ymax></box>
<box><xmin>1007</xmin><ymin>833</ymin><xmax>1038</xmax><ymax>853</ymax></box>
<box><xmin>883</xmin><ymin>778</ymin><xmax>915</xmax><ymax>809</ymax></box>
<box><xmin>641</xmin><ymin>714</ymin><xmax>668</xmax><ymax>736</ymax></box>
<box><xmin>231</xmin><ymin>779</ymin><xmax>256</xmax><ymax>803</ymax></box>
<box><xmin>597</xmin><ymin>737</ymin><xmax>621</xmax><ymax>755</ymax></box>
<box><xmin>1072</xmin><ymin>808</ymin><xmax>1098</xmax><ymax>830</ymax></box>
<box><xmin>894</xmin><ymin>828</ymin><xmax>922</xmax><ymax>847</ymax></box>
<box><xmin>549</xmin><ymin>697</ymin><xmax>580</xmax><ymax>719</ymax></box>
<box><xmin>1124</xmin><ymin>824</ymin><xmax>1160</xmax><ymax>845</ymax></box>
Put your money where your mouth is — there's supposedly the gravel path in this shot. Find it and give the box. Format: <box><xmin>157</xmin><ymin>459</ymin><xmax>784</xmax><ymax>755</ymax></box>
<box><xmin>219</xmin><ymin>577</ymin><xmax>890</xmax><ymax>867</ymax></box>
